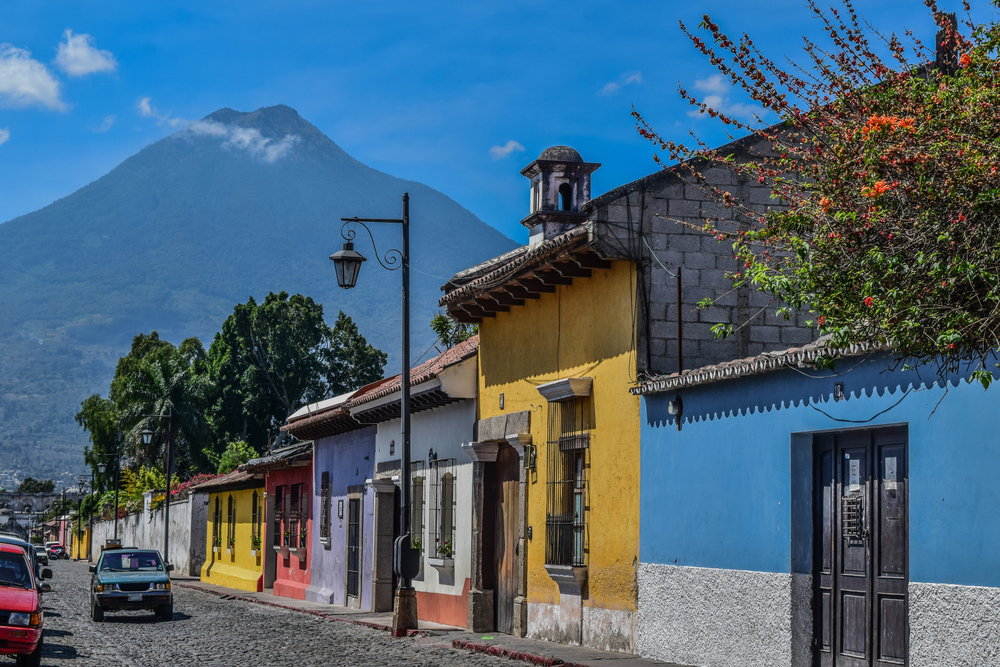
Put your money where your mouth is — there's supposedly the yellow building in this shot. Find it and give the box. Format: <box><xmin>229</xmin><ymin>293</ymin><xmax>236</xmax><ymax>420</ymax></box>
<box><xmin>440</xmin><ymin>146</ymin><xmax>640</xmax><ymax>652</ymax></box>
<box><xmin>196</xmin><ymin>469</ymin><xmax>265</xmax><ymax>592</ymax></box>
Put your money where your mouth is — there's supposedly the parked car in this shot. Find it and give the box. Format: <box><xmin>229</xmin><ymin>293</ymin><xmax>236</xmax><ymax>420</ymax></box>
<box><xmin>32</xmin><ymin>546</ymin><xmax>47</xmax><ymax>566</ymax></box>
<box><xmin>0</xmin><ymin>535</ymin><xmax>40</xmax><ymax>581</ymax></box>
<box><xmin>89</xmin><ymin>548</ymin><xmax>174</xmax><ymax>622</ymax></box>
<box><xmin>0</xmin><ymin>543</ymin><xmax>51</xmax><ymax>667</ymax></box>
<box><xmin>47</xmin><ymin>544</ymin><xmax>67</xmax><ymax>560</ymax></box>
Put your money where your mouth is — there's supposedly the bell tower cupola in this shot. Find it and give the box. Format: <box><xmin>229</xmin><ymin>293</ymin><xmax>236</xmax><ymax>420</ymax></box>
<box><xmin>520</xmin><ymin>146</ymin><xmax>600</xmax><ymax>245</ymax></box>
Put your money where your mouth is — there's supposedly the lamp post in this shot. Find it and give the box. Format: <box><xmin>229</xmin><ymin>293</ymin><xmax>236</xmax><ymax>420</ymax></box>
<box><xmin>141</xmin><ymin>408</ymin><xmax>173</xmax><ymax>565</ymax></box>
<box><xmin>332</xmin><ymin>192</ymin><xmax>418</xmax><ymax>634</ymax></box>
<box><xmin>79</xmin><ymin>474</ymin><xmax>94</xmax><ymax>562</ymax></box>
<box><xmin>97</xmin><ymin>449</ymin><xmax>122</xmax><ymax>540</ymax></box>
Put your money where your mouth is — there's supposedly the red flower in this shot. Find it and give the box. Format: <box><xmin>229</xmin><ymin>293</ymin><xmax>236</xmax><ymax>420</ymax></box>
<box><xmin>959</xmin><ymin>53</ymin><xmax>972</xmax><ymax>68</ymax></box>
<box><xmin>817</xmin><ymin>315</ymin><xmax>826</xmax><ymax>326</ymax></box>
<box><xmin>864</xmin><ymin>296</ymin><xmax>874</xmax><ymax>307</ymax></box>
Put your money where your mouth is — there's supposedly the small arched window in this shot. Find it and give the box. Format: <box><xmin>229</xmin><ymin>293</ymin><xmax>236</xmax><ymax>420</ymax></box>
<box><xmin>558</xmin><ymin>183</ymin><xmax>573</xmax><ymax>211</ymax></box>
<box><xmin>439</xmin><ymin>473</ymin><xmax>454</xmax><ymax>558</ymax></box>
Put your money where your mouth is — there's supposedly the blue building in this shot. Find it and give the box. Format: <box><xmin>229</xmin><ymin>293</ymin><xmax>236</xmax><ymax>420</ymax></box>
<box><xmin>634</xmin><ymin>340</ymin><xmax>1000</xmax><ymax>667</ymax></box>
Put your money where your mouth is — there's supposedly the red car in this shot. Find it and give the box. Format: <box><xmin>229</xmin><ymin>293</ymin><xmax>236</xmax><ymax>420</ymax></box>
<box><xmin>0</xmin><ymin>543</ymin><xmax>50</xmax><ymax>666</ymax></box>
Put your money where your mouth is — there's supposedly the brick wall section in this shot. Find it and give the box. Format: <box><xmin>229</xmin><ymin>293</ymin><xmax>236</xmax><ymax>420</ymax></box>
<box><xmin>585</xmin><ymin>138</ymin><xmax>819</xmax><ymax>377</ymax></box>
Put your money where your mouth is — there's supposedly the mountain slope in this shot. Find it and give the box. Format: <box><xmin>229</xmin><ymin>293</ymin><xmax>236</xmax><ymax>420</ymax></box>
<box><xmin>0</xmin><ymin>105</ymin><xmax>517</xmax><ymax>483</ymax></box>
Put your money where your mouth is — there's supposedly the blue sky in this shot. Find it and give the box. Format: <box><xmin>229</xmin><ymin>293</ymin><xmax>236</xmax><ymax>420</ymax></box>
<box><xmin>0</xmin><ymin>0</ymin><xmax>987</xmax><ymax>243</ymax></box>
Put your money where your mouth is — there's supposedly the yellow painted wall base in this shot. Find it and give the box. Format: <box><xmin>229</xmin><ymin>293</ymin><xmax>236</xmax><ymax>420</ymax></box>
<box><xmin>201</xmin><ymin>487</ymin><xmax>264</xmax><ymax>593</ymax></box>
<box><xmin>200</xmin><ymin>557</ymin><xmax>264</xmax><ymax>592</ymax></box>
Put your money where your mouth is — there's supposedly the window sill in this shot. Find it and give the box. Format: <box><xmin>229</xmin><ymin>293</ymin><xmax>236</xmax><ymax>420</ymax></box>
<box><xmin>273</xmin><ymin>545</ymin><xmax>289</xmax><ymax>558</ymax></box>
<box><xmin>292</xmin><ymin>547</ymin><xmax>307</xmax><ymax>559</ymax></box>
<box><xmin>428</xmin><ymin>557</ymin><xmax>454</xmax><ymax>569</ymax></box>
<box><xmin>543</xmin><ymin>564</ymin><xmax>587</xmax><ymax>596</ymax></box>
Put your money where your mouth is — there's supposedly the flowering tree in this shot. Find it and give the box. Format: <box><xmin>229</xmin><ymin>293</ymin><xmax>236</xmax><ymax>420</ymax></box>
<box><xmin>635</xmin><ymin>0</ymin><xmax>1000</xmax><ymax>384</ymax></box>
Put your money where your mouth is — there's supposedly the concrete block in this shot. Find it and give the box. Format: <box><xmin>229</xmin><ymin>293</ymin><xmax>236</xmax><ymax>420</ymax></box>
<box><xmin>780</xmin><ymin>326</ymin><xmax>815</xmax><ymax>345</ymax></box>
<box><xmin>668</xmin><ymin>199</ymin><xmax>701</xmax><ymax>218</ymax></box>
<box><xmin>685</xmin><ymin>184</ymin><xmax>711</xmax><ymax>201</ymax></box>
<box><xmin>700</xmin><ymin>270</ymin><xmax>734</xmax><ymax>290</ymax></box>
<box><xmin>716</xmin><ymin>254</ymin><xmax>740</xmax><ymax>270</ymax></box>
<box><xmin>749</xmin><ymin>186</ymin><xmax>779</xmax><ymax>206</ymax></box>
<box><xmin>682</xmin><ymin>251</ymin><xmax>716</xmax><ymax>270</ymax></box>
<box><xmin>749</xmin><ymin>343</ymin><xmax>764</xmax><ymax>356</ymax></box>
<box><xmin>749</xmin><ymin>325</ymin><xmax>781</xmax><ymax>344</ymax></box>
<box><xmin>650</xmin><ymin>248</ymin><xmax>684</xmax><ymax>268</ymax></box>
<box><xmin>714</xmin><ymin>290</ymin><xmax>738</xmax><ymax>307</ymax></box>
<box><xmin>650</xmin><ymin>320</ymin><xmax>676</xmax><ymax>340</ymax></box>
<box><xmin>749</xmin><ymin>289</ymin><xmax>773</xmax><ymax>307</ymax></box>
<box><xmin>681</xmin><ymin>304</ymin><xmax>701</xmax><ymax>323</ymax></box>
<box><xmin>667</xmin><ymin>235</ymin><xmax>700</xmax><ymax>252</ymax></box>
<box><xmin>649</xmin><ymin>337</ymin><xmax>667</xmax><ymax>357</ymax></box>
<box><xmin>701</xmin><ymin>202</ymin><xmax>733</xmax><ymax>220</ymax></box>
<box><xmin>699</xmin><ymin>306</ymin><xmax>733</xmax><ymax>324</ymax></box>
<box><xmin>684</xmin><ymin>322</ymin><xmax>720</xmax><ymax>341</ymax></box>
<box><xmin>658</xmin><ymin>182</ymin><xmax>685</xmax><ymax>199</ymax></box>
<box><xmin>703</xmin><ymin>167</ymin><xmax>735</xmax><ymax>185</ymax></box>
<box><xmin>650</xmin><ymin>281</ymin><xmax>675</xmax><ymax>304</ymax></box>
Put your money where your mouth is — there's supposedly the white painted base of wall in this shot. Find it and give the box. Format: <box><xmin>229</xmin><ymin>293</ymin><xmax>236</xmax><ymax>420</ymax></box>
<box><xmin>636</xmin><ymin>562</ymin><xmax>798</xmax><ymax>667</ymax></box>
<box><xmin>910</xmin><ymin>582</ymin><xmax>1000</xmax><ymax>666</ymax></box>
<box><xmin>527</xmin><ymin>602</ymin><xmax>635</xmax><ymax>653</ymax></box>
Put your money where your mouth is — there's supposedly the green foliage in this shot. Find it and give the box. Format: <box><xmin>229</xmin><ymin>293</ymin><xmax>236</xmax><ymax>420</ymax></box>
<box><xmin>430</xmin><ymin>311</ymin><xmax>477</xmax><ymax>349</ymax></box>
<box><xmin>217</xmin><ymin>440</ymin><xmax>256</xmax><ymax>474</ymax></box>
<box><xmin>16</xmin><ymin>477</ymin><xmax>55</xmax><ymax>493</ymax></box>
<box><xmin>638</xmin><ymin>1</ymin><xmax>1000</xmax><ymax>380</ymax></box>
<box><xmin>75</xmin><ymin>394</ymin><xmax>122</xmax><ymax>494</ymax></box>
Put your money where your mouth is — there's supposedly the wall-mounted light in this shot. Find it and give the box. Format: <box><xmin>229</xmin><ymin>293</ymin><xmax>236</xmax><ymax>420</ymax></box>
<box><xmin>834</xmin><ymin>382</ymin><xmax>845</xmax><ymax>402</ymax></box>
<box><xmin>499</xmin><ymin>393</ymin><xmax>505</xmax><ymax>410</ymax></box>
<box><xmin>527</xmin><ymin>526</ymin><xmax>533</xmax><ymax>540</ymax></box>
<box><xmin>668</xmin><ymin>395</ymin><xmax>684</xmax><ymax>432</ymax></box>
<box><xmin>390</xmin><ymin>439</ymin><xmax>395</xmax><ymax>456</ymax></box>
<box><xmin>524</xmin><ymin>445</ymin><xmax>537</xmax><ymax>471</ymax></box>
<box><xmin>338</xmin><ymin>499</ymin><xmax>344</xmax><ymax>520</ymax></box>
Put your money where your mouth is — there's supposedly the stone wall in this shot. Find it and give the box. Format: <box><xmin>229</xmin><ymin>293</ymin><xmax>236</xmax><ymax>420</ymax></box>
<box><xmin>586</xmin><ymin>138</ymin><xmax>819</xmax><ymax>376</ymax></box>
<box><xmin>86</xmin><ymin>490</ymin><xmax>208</xmax><ymax>576</ymax></box>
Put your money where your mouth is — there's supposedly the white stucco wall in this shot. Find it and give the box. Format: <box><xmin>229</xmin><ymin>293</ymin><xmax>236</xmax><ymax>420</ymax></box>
<box><xmin>637</xmin><ymin>562</ymin><xmax>799</xmax><ymax>667</ymax></box>
<box><xmin>909</xmin><ymin>582</ymin><xmax>1000</xmax><ymax>666</ymax></box>
<box><xmin>373</xmin><ymin>398</ymin><xmax>475</xmax><ymax>618</ymax></box>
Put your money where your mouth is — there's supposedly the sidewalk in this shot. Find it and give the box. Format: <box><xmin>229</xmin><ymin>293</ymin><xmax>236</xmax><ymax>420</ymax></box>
<box><xmin>175</xmin><ymin>580</ymin><xmax>683</xmax><ymax>667</ymax></box>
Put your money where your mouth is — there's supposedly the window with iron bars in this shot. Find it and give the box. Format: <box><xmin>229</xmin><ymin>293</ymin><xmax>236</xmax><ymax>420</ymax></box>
<box><xmin>410</xmin><ymin>461</ymin><xmax>425</xmax><ymax>553</ymax></box>
<box><xmin>545</xmin><ymin>397</ymin><xmax>589</xmax><ymax>567</ymax></box>
<box><xmin>226</xmin><ymin>494</ymin><xmax>236</xmax><ymax>549</ymax></box>
<box><xmin>288</xmin><ymin>484</ymin><xmax>300</xmax><ymax>549</ymax></box>
<box><xmin>273</xmin><ymin>485</ymin><xmax>284</xmax><ymax>547</ymax></box>
<box><xmin>428</xmin><ymin>459</ymin><xmax>456</xmax><ymax>559</ymax></box>
<box><xmin>319</xmin><ymin>472</ymin><xmax>331</xmax><ymax>546</ymax></box>
<box><xmin>251</xmin><ymin>490</ymin><xmax>261</xmax><ymax>545</ymax></box>
<box><xmin>212</xmin><ymin>496</ymin><xmax>221</xmax><ymax>552</ymax></box>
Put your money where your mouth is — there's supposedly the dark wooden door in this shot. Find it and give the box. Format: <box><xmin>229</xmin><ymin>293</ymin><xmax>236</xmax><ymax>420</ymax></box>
<box><xmin>346</xmin><ymin>498</ymin><xmax>361</xmax><ymax>605</ymax></box>
<box><xmin>494</xmin><ymin>445</ymin><xmax>520</xmax><ymax>634</ymax></box>
<box><xmin>813</xmin><ymin>427</ymin><xmax>908</xmax><ymax>667</ymax></box>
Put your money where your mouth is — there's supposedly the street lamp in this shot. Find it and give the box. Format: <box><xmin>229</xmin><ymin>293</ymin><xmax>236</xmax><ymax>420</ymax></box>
<box><xmin>333</xmin><ymin>193</ymin><xmax>419</xmax><ymax>634</ymax></box>
<box><xmin>141</xmin><ymin>412</ymin><xmax>173</xmax><ymax>566</ymax></box>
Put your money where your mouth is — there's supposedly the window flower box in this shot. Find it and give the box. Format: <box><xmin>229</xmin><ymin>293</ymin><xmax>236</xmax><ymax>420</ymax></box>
<box><xmin>292</xmin><ymin>546</ymin><xmax>307</xmax><ymax>560</ymax></box>
<box><xmin>250</xmin><ymin>549</ymin><xmax>257</xmax><ymax>558</ymax></box>
<box><xmin>273</xmin><ymin>544</ymin><xmax>289</xmax><ymax>558</ymax></box>
<box><xmin>212</xmin><ymin>546</ymin><xmax>219</xmax><ymax>553</ymax></box>
<box><xmin>226</xmin><ymin>548</ymin><xmax>233</xmax><ymax>555</ymax></box>
<box><xmin>428</xmin><ymin>556</ymin><xmax>454</xmax><ymax>569</ymax></box>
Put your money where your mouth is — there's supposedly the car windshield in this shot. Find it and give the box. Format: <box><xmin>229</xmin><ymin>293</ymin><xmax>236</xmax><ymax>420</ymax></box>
<box><xmin>100</xmin><ymin>551</ymin><xmax>163</xmax><ymax>572</ymax></box>
<box><xmin>0</xmin><ymin>551</ymin><xmax>32</xmax><ymax>588</ymax></box>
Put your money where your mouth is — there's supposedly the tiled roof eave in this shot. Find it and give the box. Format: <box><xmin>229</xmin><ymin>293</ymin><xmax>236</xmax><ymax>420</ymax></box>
<box><xmin>632</xmin><ymin>341</ymin><xmax>886</xmax><ymax>396</ymax></box>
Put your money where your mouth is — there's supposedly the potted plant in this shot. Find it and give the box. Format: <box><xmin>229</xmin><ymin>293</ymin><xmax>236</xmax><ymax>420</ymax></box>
<box><xmin>212</xmin><ymin>534</ymin><xmax>220</xmax><ymax>553</ymax></box>
<box><xmin>226</xmin><ymin>535</ymin><xmax>235</xmax><ymax>555</ymax></box>
<box><xmin>429</xmin><ymin>538</ymin><xmax>454</xmax><ymax>568</ymax></box>
<box><xmin>250</xmin><ymin>533</ymin><xmax>261</xmax><ymax>557</ymax></box>
<box><xmin>411</xmin><ymin>535</ymin><xmax>422</xmax><ymax>553</ymax></box>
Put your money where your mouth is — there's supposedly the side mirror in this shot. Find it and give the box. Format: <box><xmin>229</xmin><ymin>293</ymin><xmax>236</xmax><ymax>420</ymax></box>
<box><xmin>166</xmin><ymin>563</ymin><xmax>174</xmax><ymax>572</ymax></box>
<box><xmin>41</xmin><ymin>568</ymin><xmax>52</xmax><ymax>580</ymax></box>
<box><xmin>88</xmin><ymin>565</ymin><xmax>96</xmax><ymax>573</ymax></box>
<box><xmin>40</xmin><ymin>583</ymin><xmax>51</xmax><ymax>593</ymax></box>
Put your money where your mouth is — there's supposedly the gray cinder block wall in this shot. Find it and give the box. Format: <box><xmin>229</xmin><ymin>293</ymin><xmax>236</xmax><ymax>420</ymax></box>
<box><xmin>584</xmin><ymin>137</ymin><xmax>818</xmax><ymax>377</ymax></box>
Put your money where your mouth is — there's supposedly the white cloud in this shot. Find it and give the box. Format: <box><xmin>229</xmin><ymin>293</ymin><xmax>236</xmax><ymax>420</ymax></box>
<box><xmin>0</xmin><ymin>128</ymin><xmax>9</xmax><ymax>146</ymax></box>
<box><xmin>489</xmin><ymin>140</ymin><xmax>525</xmax><ymax>160</ymax></box>
<box><xmin>54</xmin><ymin>30</ymin><xmax>117</xmax><ymax>77</ymax></box>
<box><xmin>0</xmin><ymin>44</ymin><xmax>66</xmax><ymax>110</ymax></box>
<box><xmin>185</xmin><ymin>119</ymin><xmax>300</xmax><ymax>163</ymax></box>
<box><xmin>89</xmin><ymin>114</ymin><xmax>115</xmax><ymax>132</ymax></box>
<box><xmin>688</xmin><ymin>75</ymin><xmax>762</xmax><ymax>122</ymax></box>
<box><xmin>134</xmin><ymin>96</ymin><xmax>186</xmax><ymax>127</ymax></box>
<box><xmin>600</xmin><ymin>70</ymin><xmax>642</xmax><ymax>96</ymax></box>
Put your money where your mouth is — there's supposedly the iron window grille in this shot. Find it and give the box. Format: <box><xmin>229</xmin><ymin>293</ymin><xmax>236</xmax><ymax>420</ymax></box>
<box><xmin>346</xmin><ymin>498</ymin><xmax>361</xmax><ymax>598</ymax></box>
<box><xmin>251</xmin><ymin>490</ymin><xmax>261</xmax><ymax>544</ymax></box>
<box><xmin>226</xmin><ymin>494</ymin><xmax>235</xmax><ymax>549</ymax></box>
<box><xmin>288</xmin><ymin>484</ymin><xmax>300</xmax><ymax>549</ymax></box>
<box><xmin>212</xmin><ymin>497</ymin><xmax>221</xmax><ymax>552</ymax></box>
<box><xmin>273</xmin><ymin>485</ymin><xmax>284</xmax><ymax>548</ymax></box>
<box><xmin>410</xmin><ymin>461</ymin><xmax>425</xmax><ymax>553</ymax></box>
<box><xmin>320</xmin><ymin>472</ymin><xmax>331</xmax><ymax>546</ymax></box>
<box><xmin>545</xmin><ymin>397</ymin><xmax>590</xmax><ymax>567</ymax></box>
<box><xmin>429</xmin><ymin>458</ymin><xmax>456</xmax><ymax>559</ymax></box>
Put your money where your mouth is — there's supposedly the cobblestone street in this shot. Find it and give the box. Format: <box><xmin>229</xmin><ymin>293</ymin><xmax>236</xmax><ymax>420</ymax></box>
<box><xmin>2</xmin><ymin>560</ymin><xmax>516</xmax><ymax>667</ymax></box>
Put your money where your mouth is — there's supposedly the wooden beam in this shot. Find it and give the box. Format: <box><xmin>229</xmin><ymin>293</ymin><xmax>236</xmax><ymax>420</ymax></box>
<box><xmin>551</xmin><ymin>261</ymin><xmax>591</xmax><ymax>278</ymax></box>
<box><xmin>489</xmin><ymin>291</ymin><xmax>526</xmax><ymax>307</ymax></box>
<box><xmin>518</xmin><ymin>278</ymin><xmax>557</xmax><ymax>293</ymax></box>
<box><xmin>461</xmin><ymin>303</ymin><xmax>496</xmax><ymax>319</ymax></box>
<box><xmin>475</xmin><ymin>297</ymin><xmax>510</xmax><ymax>313</ymax></box>
<box><xmin>449</xmin><ymin>305</ymin><xmax>482</xmax><ymax>324</ymax></box>
<box><xmin>504</xmin><ymin>284</ymin><xmax>541</xmax><ymax>300</ymax></box>
<box><xmin>572</xmin><ymin>253</ymin><xmax>613</xmax><ymax>270</ymax></box>
<box><xmin>532</xmin><ymin>270</ymin><xmax>573</xmax><ymax>286</ymax></box>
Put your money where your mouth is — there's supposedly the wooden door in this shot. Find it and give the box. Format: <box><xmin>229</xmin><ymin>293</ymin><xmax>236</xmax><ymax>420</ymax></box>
<box><xmin>346</xmin><ymin>498</ymin><xmax>361</xmax><ymax>606</ymax></box>
<box><xmin>494</xmin><ymin>444</ymin><xmax>520</xmax><ymax>634</ymax></box>
<box><xmin>813</xmin><ymin>428</ymin><xmax>908</xmax><ymax>667</ymax></box>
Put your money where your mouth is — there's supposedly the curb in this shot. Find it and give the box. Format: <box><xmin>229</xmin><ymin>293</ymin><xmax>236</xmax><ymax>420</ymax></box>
<box><xmin>175</xmin><ymin>582</ymin><xmax>423</xmax><ymax>637</ymax></box>
<box><xmin>451</xmin><ymin>639</ymin><xmax>588</xmax><ymax>667</ymax></box>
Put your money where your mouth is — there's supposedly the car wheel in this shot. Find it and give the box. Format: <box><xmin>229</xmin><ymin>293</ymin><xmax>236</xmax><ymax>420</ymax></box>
<box><xmin>16</xmin><ymin>638</ymin><xmax>42</xmax><ymax>667</ymax></box>
<box><xmin>158</xmin><ymin>603</ymin><xmax>173</xmax><ymax>621</ymax></box>
<box><xmin>91</xmin><ymin>599</ymin><xmax>104</xmax><ymax>622</ymax></box>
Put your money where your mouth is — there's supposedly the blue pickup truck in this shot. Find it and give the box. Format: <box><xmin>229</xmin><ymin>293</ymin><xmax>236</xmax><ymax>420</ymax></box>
<box><xmin>89</xmin><ymin>548</ymin><xmax>174</xmax><ymax>621</ymax></box>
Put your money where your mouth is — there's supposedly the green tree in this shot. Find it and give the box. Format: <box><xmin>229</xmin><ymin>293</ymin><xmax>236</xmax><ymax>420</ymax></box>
<box><xmin>204</xmin><ymin>292</ymin><xmax>386</xmax><ymax>455</ymax></box>
<box><xmin>216</xmin><ymin>440</ymin><xmax>256</xmax><ymax>474</ymax></box>
<box><xmin>430</xmin><ymin>311</ymin><xmax>477</xmax><ymax>349</ymax></box>
<box><xmin>75</xmin><ymin>394</ymin><xmax>122</xmax><ymax>494</ymax></box>
<box><xmin>16</xmin><ymin>478</ymin><xmax>55</xmax><ymax>493</ymax></box>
